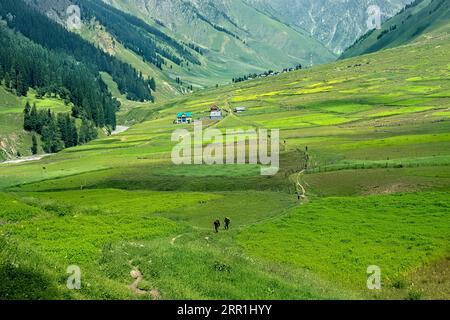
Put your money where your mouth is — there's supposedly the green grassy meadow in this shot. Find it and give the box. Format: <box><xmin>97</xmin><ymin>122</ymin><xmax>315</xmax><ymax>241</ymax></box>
<box><xmin>0</xmin><ymin>25</ymin><xmax>449</xmax><ymax>300</ymax></box>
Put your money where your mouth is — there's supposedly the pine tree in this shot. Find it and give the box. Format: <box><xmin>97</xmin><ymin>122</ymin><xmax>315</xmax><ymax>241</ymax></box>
<box><xmin>30</xmin><ymin>104</ymin><xmax>38</xmax><ymax>132</ymax></box>
<box><xmin>16</xmin><ymin>71</ymin><xmax>26</xmax><ymax>96</ymax></box>
<box><xmin>148</xmin><ymin>77</ymin><xmax>156</xmax><ymax>91</ymax></box>
<box><xmin>88</xmin><ymin>124</ymin><xmax>98</xmax><ymax>142</ymax></box>
<box><xmin>41</xmin><ymin>113</ymin><xmax>64</xmax><ymax>153</ymax></box>
<box><xmin>79</xmin><ymin>119</ymin><xmax>98</xmax><ymax>144</ymax></box>
<box><xmin>9</xmin><ymin>67</ymin><xmax>16</xmax><ymax>89</ymax></box>
<box><xmin>36</xmin><ymin>109</ymin><xmax>49</xmax><ymax>135</ymax></box>
<box><xmin>31</xmin><ymin>134</ymin><xmax>38</xmax><ymax>155</ymax></box>
<box><xmin>68</xmin><ymin>117</ymin><xmax>78</xmax><ymax>148</ymax></box>
<box><xmin>78</xmin><ymin>119</ymin><xmax>89</xmax><ymax>145</ymax></box>
<box><xmin>56</xmin><ymin>113</ymin><xmax>79</xmax><ymax>148</ymax></box>
<box><xmin>23</xmin><ymin>101</ymin><xmax>32</xmax><ymax>131</ymax></box>
<box><xmin>57</xmin><ymin>113</ymin><xmax>69</xmax><ymax>146</ymax></box>
<box><xmin>4</xmin><ymin>72</ymin><xmax>11</xmax><ymax>89</ymax></box>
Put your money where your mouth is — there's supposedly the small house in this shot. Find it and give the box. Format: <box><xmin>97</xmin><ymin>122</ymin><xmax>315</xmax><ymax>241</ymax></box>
<box><xmin>210</xmin><ymin>105</ymin><xmax>223</xmax><ymax>120</ymax></box>
<box><xmin>234</xmin><ymin>107</ymin><xmax>246</xmax><ymax>113</ymax></box>
<box><xmin>175</xmin><ymin>112</ymin><xmax>193</xmax><ymax>124</ymax></box>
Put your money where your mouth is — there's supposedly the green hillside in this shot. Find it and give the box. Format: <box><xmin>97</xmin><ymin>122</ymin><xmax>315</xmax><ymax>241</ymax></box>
<box><xmin>0</xmin><ymin>17</ymin><xmax>449</xmax><ymax>300</ymax></box>
<box><xmin>342</xmin><ymin>0</ymin><xmax>450</xmax><ymax>59</ymax></box>
<box><xmin>104</xmin><ymin>0</ymin><xmax>337</xmax><ymax>86</ymax></box>
<box><xmin>80</xmin><ymin>21</ymin><xmax>181</xmax><ymax>103</ymax></box>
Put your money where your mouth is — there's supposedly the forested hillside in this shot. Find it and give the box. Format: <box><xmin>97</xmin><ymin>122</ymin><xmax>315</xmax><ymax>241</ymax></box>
<box><xmin>0</xmin><ymin>0</ymin><xmax>154</xmax><ymax>159</ymax></box>
<box><xmin>76</xmin><ymin>0</ymin><xmax>201</xmax><ymax>68</ymax></box>
<box><xmin>0</xmin><ymin>25</ymin><xmax>117</xmax><ymax>128</ymax></box>
<box><xmin>0</xmin><ymin>24</ymin><xmax>112</xmax><ymax>159</ymax></box>
<box><xmin>0</xmin><ymin>0</ymin><xmax>154</xmax><ymax>102</ymax></box>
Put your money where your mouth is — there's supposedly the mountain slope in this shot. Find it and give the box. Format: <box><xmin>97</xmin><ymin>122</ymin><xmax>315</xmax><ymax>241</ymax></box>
<box><xmin>102</xmin><ymin>0</ymin><xmax>336</xmax><ymax>78</ymax></box>
<box><xmin>341</xmin><ymin>0</ymin><xmax>450</xmax><ymax>59</ymax></box>
<box><xmin>244</xmin><ymin>0</ymin><xmax>413</xmax><ymax>55</ymax></box>
<box><xmin>80</xmin><ymin>19</ymin><xmax>182</xmax><ymax>103</ymax></box>
<box><xmin>23</xmin><ymin>1</ymin><xmax>182</xmax><ymax>102</ymax></box>
<box><xmin>2</xmin><ymin>0</ymin><xmax>154</xmax><ymax>103</ymax></box>
<box><xmin>24</xmin><ymin>0</ymin><xmax>336</xmax><ymax>95</ymax></box>
<box><xmin>23</xmin><ymin>0</ymin><xmax>204</xmax><ymax>95</ymax></box>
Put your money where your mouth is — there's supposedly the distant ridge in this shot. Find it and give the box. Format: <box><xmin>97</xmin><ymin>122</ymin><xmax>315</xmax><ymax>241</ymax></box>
<box><xmin>341</xmin><ymin>0</ymin><xmax>450</xmax><ymax>59</ymax></box>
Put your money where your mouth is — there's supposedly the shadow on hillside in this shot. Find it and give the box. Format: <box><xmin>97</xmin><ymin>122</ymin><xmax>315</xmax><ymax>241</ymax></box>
<box><xmin>0</xmin><ymin>264</ymin><xmax>64</xmax><ymax>300</ymax></box>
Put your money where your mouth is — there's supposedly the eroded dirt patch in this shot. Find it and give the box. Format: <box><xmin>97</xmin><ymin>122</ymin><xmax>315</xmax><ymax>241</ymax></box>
<box><xmin>128</xmin><ymin>266</ymin><xmax>161</xmax><ymax>300</ymax></box>
<box><xmin>362</xmin><ymin>183</ymin><xmax>418</xmax><ymax>195</ymax></box>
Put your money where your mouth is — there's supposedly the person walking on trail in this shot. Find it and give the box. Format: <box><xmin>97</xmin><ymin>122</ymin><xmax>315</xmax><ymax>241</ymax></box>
<box><xmin>213</xmin><ymin>220</ymin><xmax>221</xmax><ymax>233</ymax></box>
<box><xmin>224</xmin><ymin>217</ymin><xmax>231</xmax><ymax>230</ymax></box>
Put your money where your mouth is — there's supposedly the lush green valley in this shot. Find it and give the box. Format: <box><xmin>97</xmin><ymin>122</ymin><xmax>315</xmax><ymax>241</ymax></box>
<box><xmin>1</xmin><ymin>1</ymin><xmax>449</xmax><ymax>300</ymax></box>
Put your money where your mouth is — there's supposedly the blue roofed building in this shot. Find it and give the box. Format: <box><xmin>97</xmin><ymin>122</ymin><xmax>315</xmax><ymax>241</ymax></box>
<box><xmin>174</xmin><ymin>112</ymin><xmax>193</xmax><ymax>124</ymax></box>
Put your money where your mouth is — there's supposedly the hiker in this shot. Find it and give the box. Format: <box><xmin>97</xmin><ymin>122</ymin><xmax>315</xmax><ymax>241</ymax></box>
<box><xmin>224</xmin><ymin>217</ymin><xmax>231</xmax><ymax>230</ymax></box>
<box><xmin>213</xmin><ymin>220</ymin><xmax>221</xmax><ymax>233</ymax></box>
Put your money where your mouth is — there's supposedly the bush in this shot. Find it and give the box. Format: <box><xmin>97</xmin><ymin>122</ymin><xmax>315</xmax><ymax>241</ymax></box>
<box><xmin>391</xmin><ymin>278</ymin><xmax>407</xmax><ymax>289</ymax></box>
<box><xmin>406</xmin><ymin>289</ymin><xmax>423</xmax><ymax>300</ymax></box>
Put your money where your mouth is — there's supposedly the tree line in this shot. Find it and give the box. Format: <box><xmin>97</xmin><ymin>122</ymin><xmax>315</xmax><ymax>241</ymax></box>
<box><xmin>24</xmin><ymin>102</ymin><xmax>98</xmax><ymax>154</ymax></box>
<box><xmin>232</xmin><ymin>64</ymin><xmax>303</xmax><ymax>83</ymax></box>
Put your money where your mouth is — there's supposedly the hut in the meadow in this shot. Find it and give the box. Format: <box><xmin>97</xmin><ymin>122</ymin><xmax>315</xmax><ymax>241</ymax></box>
<box><xmin>234</xmin><ymin>107</ymin><xmax>246</xmax><ymax>113</ymax></box>
<box><xmin>209</xmin><ymin>105</ymin><xmax>223</xmax><ymax>120</ymax></box>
